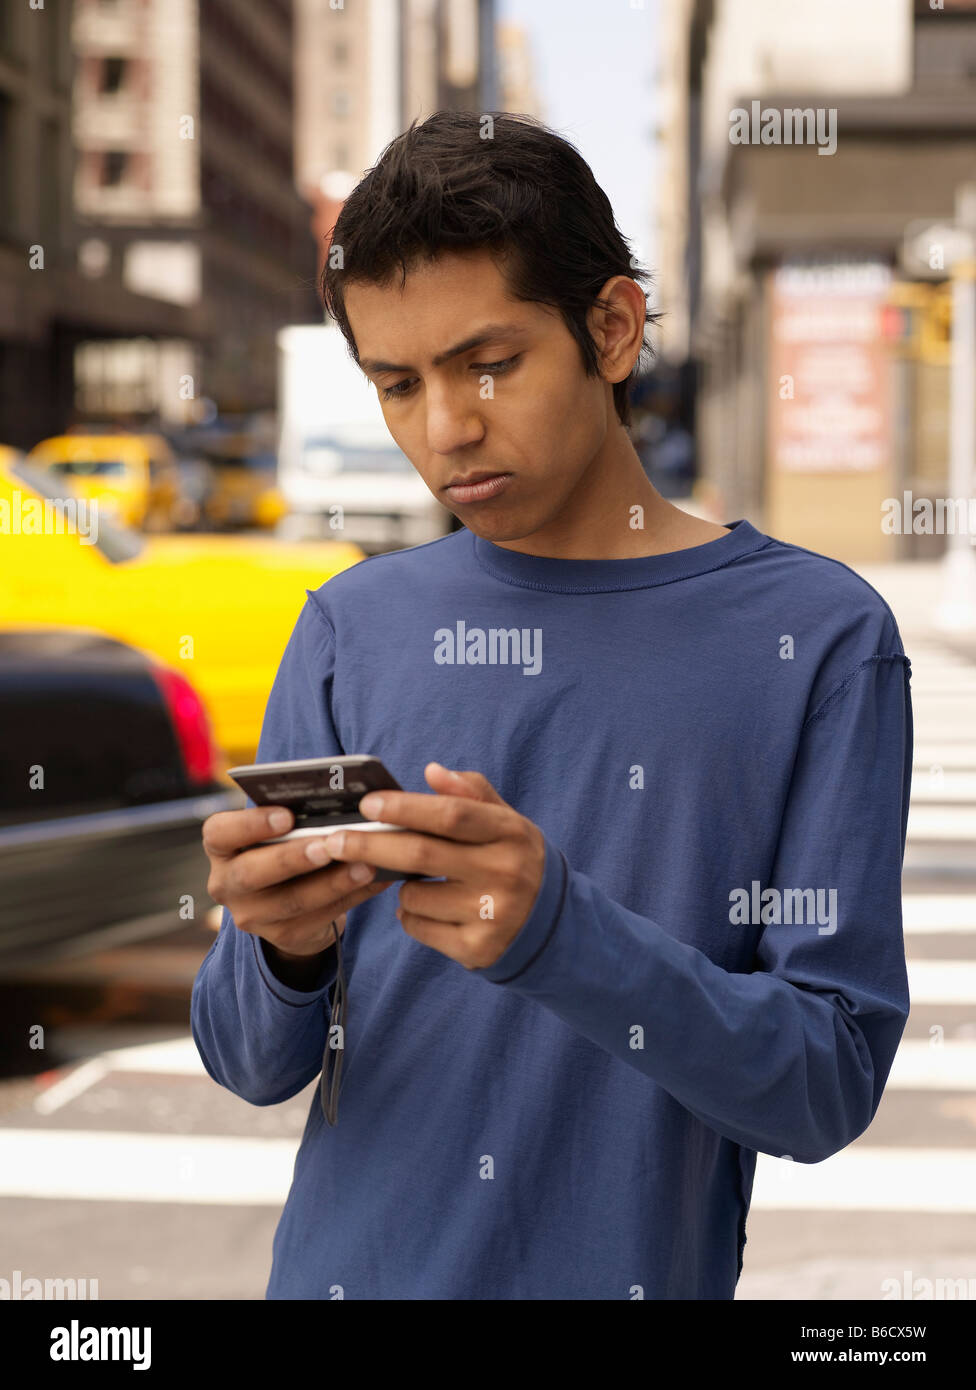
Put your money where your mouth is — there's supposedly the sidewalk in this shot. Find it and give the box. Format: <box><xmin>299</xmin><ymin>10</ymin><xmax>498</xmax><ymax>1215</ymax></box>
<box><xmin>854</xmin><ymin>559</ymin><xmax>976</xmax><ymax>658</ymax></box>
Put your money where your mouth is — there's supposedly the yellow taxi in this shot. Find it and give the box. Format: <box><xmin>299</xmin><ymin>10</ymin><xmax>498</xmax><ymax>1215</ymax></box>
<box><xmin>0</xmin><ymin>445</ymin><xmax>25</xmax><ymax>471</ymax></box>
<box><xmin>26</xmin><ymin>432</ymin><xmax>181</xmax><ymax>531</ymax></box>
<box><xmin>198</xmin><ymin>437</ymin><xmax>287</xmax><ymax>530</ymax></box>
<box><xmin>0</xmin><ymin>451</ymin><xmax>364</xmax><ymax>765</ymax></box>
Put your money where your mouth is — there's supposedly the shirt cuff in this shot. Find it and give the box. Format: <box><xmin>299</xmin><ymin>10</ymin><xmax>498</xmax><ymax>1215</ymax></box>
<box><xmin>252</xmin><ymin>932</ymin><xmax>336</xmax><ymax>1006</ymax></box>
<box><xmin>473</xmin><ymin>834</ymin><xmax>569</xmax><ymax>985</ymax></box>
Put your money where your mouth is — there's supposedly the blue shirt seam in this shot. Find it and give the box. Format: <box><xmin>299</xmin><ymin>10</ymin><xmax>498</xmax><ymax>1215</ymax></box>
<box><xmin>470</xmin><ymin>538</ymin><xmax>778</xmax><ymax>595</ymax></box>
<box><xmin>802</xmin><ymin>653</ymin><xmax>912</xmax><ymax>731</ymax></box>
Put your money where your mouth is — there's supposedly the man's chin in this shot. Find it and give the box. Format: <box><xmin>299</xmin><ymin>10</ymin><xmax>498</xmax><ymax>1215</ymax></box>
<box><xmin>457</xmin><ymin>512</ymin><xmax>541</xmax><ymax>544</ymax></box>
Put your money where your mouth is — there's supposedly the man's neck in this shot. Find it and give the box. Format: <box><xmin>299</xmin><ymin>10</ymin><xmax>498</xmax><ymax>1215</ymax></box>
<box><xmin>490</xmin><ymin>428</ymin><xmax>730</xmax><ymax>561</ymax></box>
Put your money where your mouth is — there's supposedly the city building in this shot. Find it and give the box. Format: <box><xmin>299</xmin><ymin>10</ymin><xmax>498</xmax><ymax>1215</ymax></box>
<box><xmin>297</xmin><ymin>0</ymin><xmax>498</xmax><ymax>293</ymax></box>
<box><xmin>1</xmin><ymin>0</ymin><xmax>318</xmax><ymax>449</ymax></box>
<box><xmin>656</xmin><ymin>0</ymin><xmax>976</xmax><ymax>562</ymax></box>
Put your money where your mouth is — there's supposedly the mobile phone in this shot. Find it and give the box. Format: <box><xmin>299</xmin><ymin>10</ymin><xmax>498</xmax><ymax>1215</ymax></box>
<box><xmin>226</xmin><ymin>755</ymin><xmax>427</xmax><ymax>882</ymax></box>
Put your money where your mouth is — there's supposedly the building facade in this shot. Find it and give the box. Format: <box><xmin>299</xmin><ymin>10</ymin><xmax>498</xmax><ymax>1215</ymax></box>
<box><xmin>658</xmin><ymin>0</ymin><xmax>976</xmax><ymax>562</ymax></box>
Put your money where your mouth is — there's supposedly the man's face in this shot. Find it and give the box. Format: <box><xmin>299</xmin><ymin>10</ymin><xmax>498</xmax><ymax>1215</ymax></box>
<box><xmin>344</xmin><ymin>248</ymin><xmax>613</xmax><ymax>543</ymax></box>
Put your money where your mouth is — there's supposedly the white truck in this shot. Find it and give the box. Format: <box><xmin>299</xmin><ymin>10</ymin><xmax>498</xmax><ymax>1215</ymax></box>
<box><xmin>275</xmin><ymin>323</ymin><xmax>456</xmax><ymax>552</ymax></box>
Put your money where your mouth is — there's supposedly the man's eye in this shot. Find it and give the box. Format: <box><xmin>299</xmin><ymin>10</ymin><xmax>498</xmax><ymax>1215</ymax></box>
<box><xmin>380</xmin><ymin>379</ymin><xmax>415</xmax><ymax>401</ymax></box>
<box><xmin>379</xmin><ymin>355</ymin><xmax>521</xmax><ymax>403</ymax></box>
<box><xmin>471</xmin><ymin>355</ymin><xmax>520</xmax><ymax>376</ymax></box>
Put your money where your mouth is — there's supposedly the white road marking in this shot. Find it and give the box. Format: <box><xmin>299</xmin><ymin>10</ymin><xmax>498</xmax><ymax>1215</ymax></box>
<box><xmin>100</xmin><ymin>1036</ymin><xmax>209</xmax><ymax>1075</ymax></box>
<box><xmin>886</xmin><ymin>1040</ymin><xmax>976</xmax><ymax>1089</ymax></box>
<box><xmin>751</xmin><ymin>1147</ymin><xmax>976</xmax><ymax>1212</ymax></box>
<box><xmin>914</xmin><ymin>745</ymin><xmax>976</xmax><ymax>769</ymax></box>
<box><xmin>906</xmin><ymin>805</ymin><xmax>976</xmax><ymax>839</ymax></box>
<box><xmin>911</xmin><ymin>772</ymin><xmax>976</xmax><ymax>802</ymax></box>
<box><xmin>1</xmin><ymin>1126</ymin><xmax>974</xmax><ymax>1212</ymax></box>
<box><xmin>906</xmin><ymin>960</ymin><xmax>976</xmax><ymax>1002</ymax></box>
<box><xmin>33</xmin><ymin>1058</ymin><xmax>110</xmax><ymax>1115</ymax></box>
<box><xmin>0</xmin><ymin>1129</ymin><xmax>297</xmax><ymax>1205</ymax></box>
<box><xmin>902</xmin><ymin>894</ymin><xmax>976</xmax><ymax>931</ymax></box>
<box><xmin>32</xmin><ymin>1037</ymin><xmax>208</xmax><ymax>1117</ymax></box>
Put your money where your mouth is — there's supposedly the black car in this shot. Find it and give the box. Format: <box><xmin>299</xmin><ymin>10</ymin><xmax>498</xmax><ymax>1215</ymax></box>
<box><xmin>0</xmin><ymin>628</ymin><xmax>241</xmax><ymax>972</ymax></box>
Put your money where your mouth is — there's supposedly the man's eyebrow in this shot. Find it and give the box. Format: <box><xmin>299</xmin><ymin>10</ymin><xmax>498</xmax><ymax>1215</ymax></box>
<box><xmin>358</xmin><ymin>322</ymin><xmax>529</xmax><ymax>376</ymax></box>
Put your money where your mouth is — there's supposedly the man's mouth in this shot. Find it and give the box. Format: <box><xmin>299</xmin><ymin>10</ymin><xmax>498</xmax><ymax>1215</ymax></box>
<box><xmin>443</xmin><ymin>472</ymin><xmax>513</xmax><ymax>504</ymax></box>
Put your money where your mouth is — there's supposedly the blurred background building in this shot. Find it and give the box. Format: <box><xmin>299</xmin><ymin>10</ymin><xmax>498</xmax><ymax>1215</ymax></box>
<box><xmin>2</xmin><ymin>0</ymin><xmax>313</xmax><ymax>445</ymax></box>
<box><xmin>654</xmin><ymin>0</ymin><xmax>976</xmax><ymax>565</ymax></box>
<box><xmin>0</xmin><ymin>0</ymin><xmax>497</xmax><ymax>449</ymax></box>
<box><xmin>297</xmin><ymin>0</ymin><xmax>498</xmax><ymax>298</ymax></box>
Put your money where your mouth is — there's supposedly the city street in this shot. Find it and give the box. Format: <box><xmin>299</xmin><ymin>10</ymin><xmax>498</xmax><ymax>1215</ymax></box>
<box><xmin>2</xmin><ymin>0</ymin><xmax>974</xmax><ymax>1320</ymax></box>
<box><xmin>0</xmin><ymin>560</ymin><xmax>972</xmax><ymax>1301</ymax></box>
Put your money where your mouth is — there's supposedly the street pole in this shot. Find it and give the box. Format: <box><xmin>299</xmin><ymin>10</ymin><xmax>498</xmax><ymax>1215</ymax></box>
<box><xmin>936</xmin><ymin>186</ymin><xmax>976</xmax><ymax>632</ymax></box>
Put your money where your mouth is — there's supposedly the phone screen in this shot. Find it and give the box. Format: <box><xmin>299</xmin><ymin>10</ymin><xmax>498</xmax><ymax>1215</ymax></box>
<box><xmin>226</xmin><ymin>756</ymin><xmax>403</xmax><ymax>829</ymax></box>
<box><xmin>226</xmin><ymin>755</ymin><xmax>428</xmax><ymax>881</ymax></box>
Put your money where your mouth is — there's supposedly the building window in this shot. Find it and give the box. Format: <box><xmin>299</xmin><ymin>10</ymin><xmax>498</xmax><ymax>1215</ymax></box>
<box><xmin>334</xmin><ymin>40</ymin><xmax>348</xmax><ymax>64</ymax></box>
<box><xmin>101</xmin><ymin>151</ymin><xmax>129</xmax><ymax>186</ymax></box>
<box><xmin>101</xmin><ymin>57</ymin><xmax>127</xmax><ymax>94</ymax></box>
<box><xmin>333</xmin><ymin>90</ymin><xmax>350</xmax><ymax>117</ymax></box>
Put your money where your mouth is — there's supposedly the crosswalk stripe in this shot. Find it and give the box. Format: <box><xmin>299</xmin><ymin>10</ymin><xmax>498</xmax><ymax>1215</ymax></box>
<box><xmin>914</xmin><ymin>744</ymin><xmax>976</xmax><ymax>769</ymax></box>
<box><xmin>2</xmin><ymin>1127</ymin><xmax>973</xmax><ymax>1212</ymax></box>
<box><xmin>0</xmin><ymin>1129</ymin><xmax>296</xmax><ymax>1205</ymax></box>
<box><xmin>34</xmin><ymin>1059</ymin><xmax>110</xmax><ymax>1116</ymax></box>
<box><xmin>33</xmin><ymin>1038</ymin><xmax>206</xmax><ymax>1114</ymax></box>
<box><xmin>885</xmin><ymin>1039</ymin><xmax>976</xmax><ymax>1089</ymax></box>
<box><xmin>910</xmin><ymin>773</ymin><xmax>976</xmax><ymax>802</ymax></box>
<box><xmin>906</xmin><ymin>960</ymin><xmax>976</xmax><ymax>1002</ymax></box>
<box><xmin>97</xmin><ymin>1036</ymin><xmax>207</xmax><ymax>1075</ymax></box>
<box><xmin>902</xmin><ymin>894</ymin><xmax>976</xmax><ymax>931</ymax></box>
<box><xmin>906</xmin><ymin>805</ymin><xmax>976</xmax><ymax>839</ymax></box>
<box><xmin>751</xmin><ymin>1147</ymin><xmax>976</xmax><ymax>1211</ymax></box>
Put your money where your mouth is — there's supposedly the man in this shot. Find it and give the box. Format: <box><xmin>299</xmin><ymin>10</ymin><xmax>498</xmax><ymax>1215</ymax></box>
<box><xmin>192</xmin><ymin>111</ymin><xmax>913</xmax><ymax>1300</ymax></box>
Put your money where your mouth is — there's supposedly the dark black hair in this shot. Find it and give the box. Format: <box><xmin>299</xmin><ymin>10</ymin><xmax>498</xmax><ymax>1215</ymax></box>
<box><xmin>320</xmin><ymin>110</ymin><xmax>660</xmax><ymax>428</ymax></box>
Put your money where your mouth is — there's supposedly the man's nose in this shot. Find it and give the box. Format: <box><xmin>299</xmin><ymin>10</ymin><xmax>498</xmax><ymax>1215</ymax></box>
<box><xmin>425</xmin><ymin>382</ymin><xmax>486</xmax><ymax>455</ymax></box>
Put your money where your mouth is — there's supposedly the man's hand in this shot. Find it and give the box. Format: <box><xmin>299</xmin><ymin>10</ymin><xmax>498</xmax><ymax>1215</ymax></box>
<box><xmin>202</xmin><ymin>805</ymin><xmax>393</xmax><ymax>961</ymax></box>
<box><xmin>318</xmin><ymin>762</ymin><xmax>546</xmax><ymax>970</ymax></box>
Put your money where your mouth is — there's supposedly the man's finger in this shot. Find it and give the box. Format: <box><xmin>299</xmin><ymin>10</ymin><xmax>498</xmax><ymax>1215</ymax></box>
<box><xmin>220</xmin><ymin>838</ymin><xmax>367</xmax><ymax>897</ymax></box>
<box><xmin>425</xmin><ymin>762</ymin><xmax>509</xmax><ymax>806</ymax></box>
<box><xmin>396</xmin><ymin>911</ymin><xmax>474</xmax><ymax>966</ymax></box>
<box><xmin>251</xmin><ymin>876</ymin><xmax>390</xmax><ymax>936</ymax></box>
<box><xmin>202</xmin><ymin>805</ymin><xmax>295</xmax><ymax>859</ymax></box>
<box><xmin>321</xmin><ymin>826</ymin><xmax>467</xmax><ymax>879</ymax></box>
<box><xmin>356</xmin><ymin>788</ymin><xmax>511</xmax><ymax>844</ymax></box>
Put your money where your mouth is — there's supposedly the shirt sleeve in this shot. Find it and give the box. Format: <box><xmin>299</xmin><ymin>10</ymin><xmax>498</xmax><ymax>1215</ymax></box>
<box><xmin>474</xmin><ymin>650</ymin><xmax>914</xmax><ymax>1164</ymax></box>
<box><xmin>190</xmin><ymin>594</ymin><xmax>345</xmax><ymax>1106</ymax></box>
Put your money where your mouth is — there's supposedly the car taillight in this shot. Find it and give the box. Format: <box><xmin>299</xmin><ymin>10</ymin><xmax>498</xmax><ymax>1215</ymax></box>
<box><xmin>148</xmin><ymin>663</ymin><xmax>219</xmax><ymax>786</ymax></box>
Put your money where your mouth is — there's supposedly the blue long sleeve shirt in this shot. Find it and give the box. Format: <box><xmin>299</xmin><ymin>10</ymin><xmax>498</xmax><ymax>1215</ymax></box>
<box><xmin>190</xmin><ymin>519</ymin><xmax>913</xmax><ymax>1299</ymax></box>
